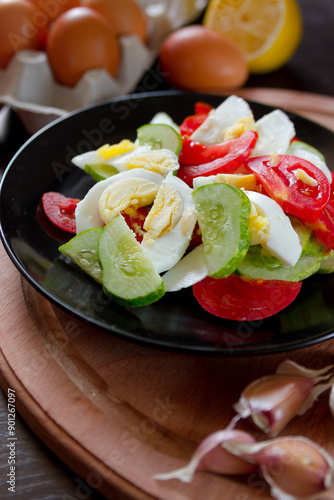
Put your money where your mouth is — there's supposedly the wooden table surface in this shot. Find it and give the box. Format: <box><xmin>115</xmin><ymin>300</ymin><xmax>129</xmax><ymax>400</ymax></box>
<box><xmin>1</xmin><ymin>1</ymin><xmax>334</xmax><ymax>499</ymax></box>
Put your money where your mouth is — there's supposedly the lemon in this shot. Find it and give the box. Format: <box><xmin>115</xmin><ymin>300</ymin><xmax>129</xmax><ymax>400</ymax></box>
<box><xmin>203</xmin><ymin>0</ymin><xmax>303</xmax><ymax>73</ymax></box>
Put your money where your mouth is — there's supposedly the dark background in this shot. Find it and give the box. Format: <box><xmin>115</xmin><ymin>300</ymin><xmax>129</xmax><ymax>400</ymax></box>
<box><xmin>1</xmin><ymin>0</ymin><xmax>334</xmax><ymax>498</ymax></box>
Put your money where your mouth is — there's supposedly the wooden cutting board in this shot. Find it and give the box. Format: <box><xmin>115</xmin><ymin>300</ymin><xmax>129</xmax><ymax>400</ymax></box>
<box><xmin>1</xmin><ymin>89</ymin><xmax>334</xmax><ymax>500</ymax></box>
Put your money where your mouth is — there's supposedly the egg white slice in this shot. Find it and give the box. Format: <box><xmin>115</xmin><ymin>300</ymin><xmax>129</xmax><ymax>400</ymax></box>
<box><xmin>75</xmin><ymin>169</ymin><xmax>164</xmax><ymax>234</ymax></box>
<box><xmin>190</xmin><ymin>95</ymin><xmax>253</xmax><ymax>145</ymax></box>
<box><xmin>245</xmin><ymin>190</ymin><xmax>302</xmax><ymax>267</ymax></box>
<box><xmin>112</xmin><ymin>148</ymin><xmax>179</xmax><ymax>176</ymax></box>
<box><xmin>251</xmin><ymin>109</ymin><xmax>295</xmax><ymax>157</ymax></box>
<box><xmin>193</xmin><ymin>173</ymin><xmax>258</xmax><ymax>191</ymax></box>
<box><xmin>141</xmin><ymin>173</ymin><xmax>197</xmax><ymax>274</ymax></box>
<box><xmin>163</xmin><ymin>244</ymin><xmax>208</xmax><ymax>292</ymax></box>
<box><xmin>149</xmin><ymin>112</ymin><xmax>180</xmax><ymax>133</ymax></box>
<box><xmin>71</xmin><ymin>145</ymin><xmax>150</xmax><ymax>171</ymax></box>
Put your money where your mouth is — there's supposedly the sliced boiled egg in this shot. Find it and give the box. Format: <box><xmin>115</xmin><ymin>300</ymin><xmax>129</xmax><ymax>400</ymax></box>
<box><xmin>163</xmin><ymin>244</ymin><xmax>208</xmax><ymax>292</ymax></box>
<box><xmin>193</xmin><ymin>173</ymin><xmax>258</xmax><ymax>191</ymax></box>
<box><xmin>141</xmin><ymin>172</ymin><xmax>197</xmax><ymax>274</ymax></box>
<box><xmin>71</xmin><ymin>141</ymin><xmax>150</xmax><ymax>171</ymax></box>
<box><xmin>75</xmin><ymin>169</ymin><xmax>164</xmax><ymax>233</ymax></box>
<box><xmin>245</xmin><ymin>190</ymin><xmax>302</xmax><ymax>267</ymax></box>
<box><xmin>190</xmin><ymin>95</ymin><xmax>253</xmax><ymax>145</ymax></box>
<box><xmin>251</xmin><ymin>109</ymin><xmax>295</xmax><ymax>157</ymax></box>
<box><xmin>149</xmin><ymin>112</ymin><xmax>180</xmax><ymax>133</ymax></box>
<box><xmin>222</xmin><ymin>114</ymin><xmax>255</xmax><ymax>142</ymax></box>
<box><xmin>73</xmin><ymin>146</ymin><xmax>179</xmax><ymax>177</ymax></box>
<box><xmin>113</xmin><ymin>148</ymin><xmax>179</xmax><ymax>176</ymax></box>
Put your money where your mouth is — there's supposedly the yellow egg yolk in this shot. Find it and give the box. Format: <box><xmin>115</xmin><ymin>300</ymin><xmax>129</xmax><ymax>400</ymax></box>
<box><xmin>97</xmin><ymin>140</ymin><xmax>136</xmax><ymax>160</ymax></box>
<box><xmin>249</xmin><ymin>203</ymin><xmax>270</xmax><ymax>245</ymax></box>
<box><xmin>222</xmin><ymin>114</ymin><xmax>255</xmax><ymax>141</ymax></box>
<box><xmin>125</xmin><ymin>150</ymin><xmax>179</xmax><ymax>176</ymax></box>
<box><xmin>143</xmin><ymin>183</ymin><xmax>183</xmax><ymax>240</ymax></box>
<box><xmin>98</xmin><ymin>178</ymin><xmax>158</xmax><ymax>224</ymax></box>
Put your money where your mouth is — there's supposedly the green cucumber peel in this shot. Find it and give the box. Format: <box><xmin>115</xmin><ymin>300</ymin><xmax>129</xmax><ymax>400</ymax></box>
<box><xmin>59</xmin><ymin>228</ymin><xmax>103</xmax><ymax>283</ymax></box>
<box><xmin>192</xmin><ymin>183</ymin><xmax>251</xmax><ymax>279</ymax></box>
<box><xmin>84</xmin><ymin>163</ymin><xmax>118</xmax><ymax>182</ymax></box>
<box><xmin>98</xmin><ymin>215</ymin><xmax>165</xmax><ymax>307</ymax></box>
<box><xmin>137</xmin><ymin>123</ymin><xmax>182</xmax><ymax>156</ymax></box>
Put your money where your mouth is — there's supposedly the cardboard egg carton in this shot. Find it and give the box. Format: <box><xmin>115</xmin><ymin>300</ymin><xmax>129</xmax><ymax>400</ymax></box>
<box><xmin>0</xmin><ymin>1</ymin><xmax>208</xmax><ymax>135</ymax></box>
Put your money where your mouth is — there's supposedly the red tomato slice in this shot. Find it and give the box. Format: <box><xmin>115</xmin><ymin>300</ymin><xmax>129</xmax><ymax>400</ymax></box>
<box><xmin>42</xmin><ymin>192</ymin><xmax>80</xmax><ymax>234</ymax></box>
<box><xmin>177</xmin><ymin>131</ymin><xmax>258</xmax><ymax>187</ymax></box>
<box><xmin>179</xmin><ymin>113</ymin><xmax>209</xmax><ymax>139</ymax></box>
<box><xmin>304</xmin><ymin>183</ymin><xmax>334</xmax><ymax>249</ymax></box>
<box><xmin>179</xmin><ymin>130</ymin><xmax>258</xmax><ymax>166</ymax></box>
<box><xmin>245</xmin><ymin>155</ymin><xmax>330</xmax><ymax>220</ymax></box>
<box><xmin>122</xmin><ymin>207</ymin><xmax>149</xmax><ymax>243</ymax></box>
<box><xmin>194</xmin><ymin>101</ymin><xmax>214</xmax><ymax>114</ymax></box>
<box><xmin>193</xmin><ymin>274</ymin><xmax>302</xmax><ymax>321</ymax></box>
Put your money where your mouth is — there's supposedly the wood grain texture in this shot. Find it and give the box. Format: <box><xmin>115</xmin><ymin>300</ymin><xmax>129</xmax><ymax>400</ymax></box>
<box><xmin>1</xmin><ymin>90</ymin><xmax>334</xmax><ymax>500</ymax></box>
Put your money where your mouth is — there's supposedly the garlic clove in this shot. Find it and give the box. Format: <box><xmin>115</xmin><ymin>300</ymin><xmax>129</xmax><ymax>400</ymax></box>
<box><xmin>234</xmin><ymin>374</ymin><xmax>314</xmax><ymax>437</ymax></box>
<box><xmin>153</xmin><ymin>429</ymin><xmax>257</xmax><ymax>482</ymax></box>
<box><xmin>223</xmin><ymin>436</ymin><xmax>334</xmax><ymax>500</ymax></box>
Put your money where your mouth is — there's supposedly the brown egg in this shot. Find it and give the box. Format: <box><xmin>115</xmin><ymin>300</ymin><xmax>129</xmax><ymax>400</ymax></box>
<box><xmin>46</xmin><ymin>6</ymin><xmax>120</xmax><ymax>87</ymax></box>
<box><xmin>29</xmin><ymin>0</ymin><xmax>81</xmax><ymax>24</ymax></box>
<box><xmin>83</xmin><ymin>0</ymin><xmax>147</xmax><ymax>44</ymax></box>
<box><xmin>159</xmin><ymin>25</ymin><xmax>249</xmax><ymax>92</ymax></box>
<box><xmin>0</xmin><ymin>0</ymin><xmax>48</xmax><ymax>69</ymax></box>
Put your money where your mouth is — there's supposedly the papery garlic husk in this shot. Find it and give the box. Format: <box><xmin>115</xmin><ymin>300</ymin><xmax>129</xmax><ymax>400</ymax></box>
<box><xmin>223</xmin><ymin>436</ymin><xmax>334</xmax><ymax>500</ymax></box>
<box><xmin>153</xmin><ymin>429</ymin><xmax>257</xmax><ymax>483</ymax></box>
<box><xmin>276</xmin><ymin>360</ymin><xmax>334</xmax><ymax>416</ymax></box>
<box><xmin>234</xmin><ymin>374</ymin><xmax>315</xmax><ymax>437</ymax></box>
<box><xmin>276</xmin><ymin>359</ymin><xmax>334</xmax><ymax>379</ymax></box>
<box><xmin>329</xmin><ymin>383</ymin><xmax>334</xmax><ymax>419</ymax></box>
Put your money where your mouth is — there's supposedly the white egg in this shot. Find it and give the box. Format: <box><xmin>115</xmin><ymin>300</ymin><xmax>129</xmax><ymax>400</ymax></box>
<box><xmin>163</xmin><ymin>243</ymin><xmax>208</xmax><ymax>292</ymax></box>
<box><xmin>190</xmin><ymin>95</ymin><xmax>253</xmax><ymax>145</ymax></box>
<box><xmin>251</xmin><ymin>109</ymin><xmax>295</xmax><ymax>157</ymax></box>
<box><xmin>245</xmin><ymin>190</ymin><xmax>302</xmax><ymax>267</ymax></box>
<box><xmin>141</xmin><ymin>172</ymin><xmax>197</xmax><ymax>274</ymax></box>
<box><xmin>75</xmin><ymin>168</ymin><xmax>164</xmax><ymax>234</ymax></box>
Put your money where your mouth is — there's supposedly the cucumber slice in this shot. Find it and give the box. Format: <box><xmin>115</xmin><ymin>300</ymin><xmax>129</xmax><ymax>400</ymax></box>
<box><xmin>192</xmin><ymin>183</ymin><xmax>251</xmax><ymax>278</ymax></box>
<box><xmin>84</xmin><ymin>163</ymin><xmax>118</xmax><ymax>182</ymax></box>
<box><xmin>98</xmin><ymin>215</ymin><xmax>165</xmax><ymax>307</ymax></box>
<box><xmin>318</xmin><ymin>251</ymin><xmax>334</xmax><ymax>274</ymax></box>
<box><xmin>137</xmin><ymin>123</ymin><xmax>182</xmax><ymax>156</ymax></box>
<box><xmin>289</xmin><ymin>216</ymin><xmax>312</xmax><ymax>252</ymax></box>
<box><xmin>59</xmin><ymin>228</ymin><xmax>103</xmax><ymax>283</ymax></box>
<box><xmin>237</xmin><ymin>244</ymin><xmax>324</xmax><ymax>282</ymax></box>
<box><xmin>287</xmin><ymin>140</ymin><xmax>326</xmax><ymax>162</ymax></box>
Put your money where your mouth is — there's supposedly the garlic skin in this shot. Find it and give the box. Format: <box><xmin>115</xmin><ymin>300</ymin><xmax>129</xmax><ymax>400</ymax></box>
<box><xmin>330</xmin><ymin>384</ymin><xmax>334</xmax><ymax>420</ymax></box>
<box><xmin>223</xmin><ymin>436</ymin><xmax>334</xmax><ymax>500</ymax></box>
<box><xmin>276</xmin><ymin>360</ymin><xmax>334</xmax><ymax>379</ymax></box>
<box><xmin>153</xmin><ymin>429</ymin><xmax>257</xmax><ymax>483</ymax></box>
